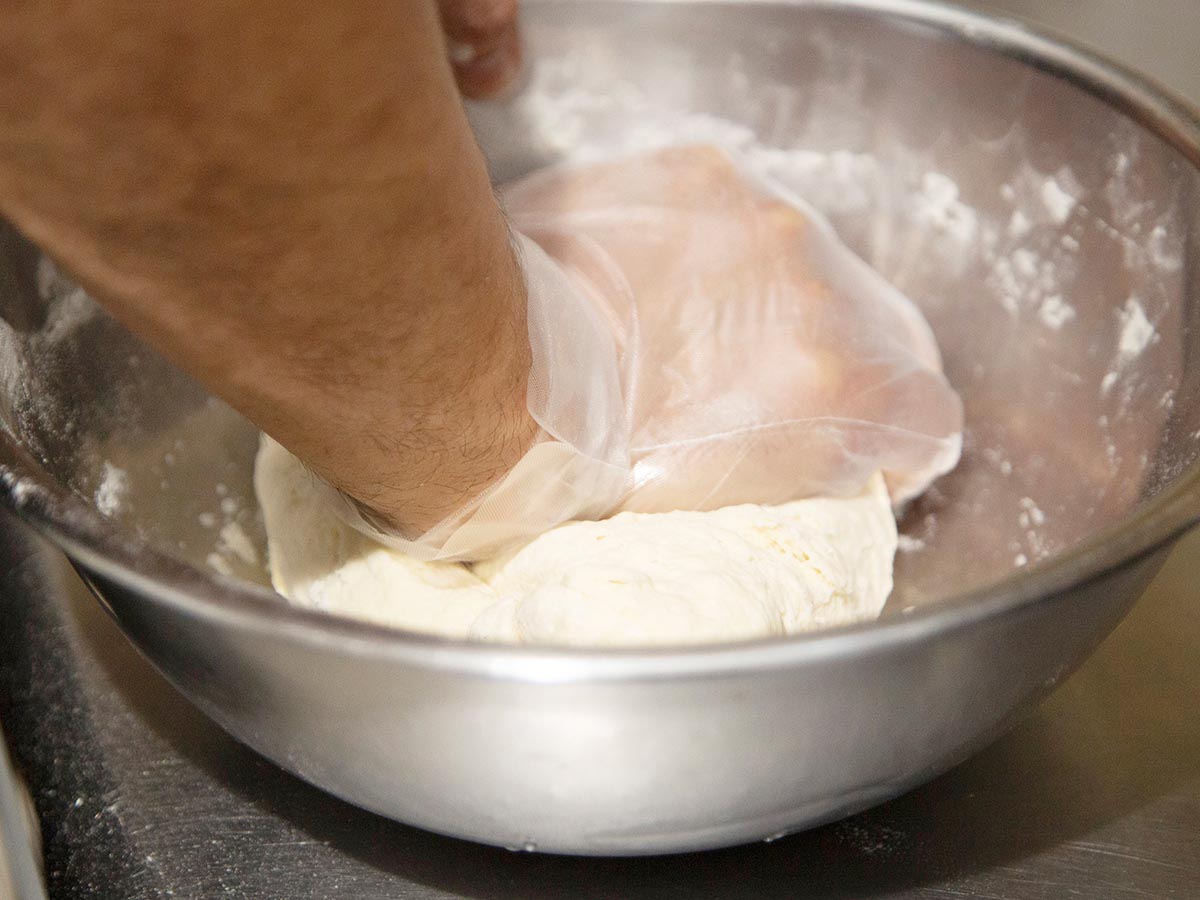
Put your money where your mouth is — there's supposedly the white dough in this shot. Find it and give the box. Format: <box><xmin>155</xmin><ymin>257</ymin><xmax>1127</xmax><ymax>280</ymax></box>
<box><xmin>254</xmin><ymin>436</ymin><xmax>898</xmax><ymax>647</ymax></box>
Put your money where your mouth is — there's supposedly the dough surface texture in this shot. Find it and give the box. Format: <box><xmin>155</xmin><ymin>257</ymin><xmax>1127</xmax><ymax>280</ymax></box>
<box><xmin>255</xmin><ymin>436</ymin><xmax>898</xmax><ymax>647</ymax></box>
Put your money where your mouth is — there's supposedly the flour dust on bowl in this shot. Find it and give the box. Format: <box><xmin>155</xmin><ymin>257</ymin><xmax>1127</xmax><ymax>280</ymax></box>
<box><xmin>1</xmin><ymin>0</ymin><xmax>1199</xmax><ymax>855</ymax></box>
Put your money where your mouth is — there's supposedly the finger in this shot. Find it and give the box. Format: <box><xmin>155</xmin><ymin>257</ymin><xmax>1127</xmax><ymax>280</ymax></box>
<box><xmin>448</xmin><ymin>19</ymin><xmax>522</xmax><ymax>100</ymax></box>
<box><xmin>440</xmin><ymin>0</ymin><xmax>517</xmax><ymax>44</ymax></box>
<box><xmin>439</xmin><ymin>0</ymin><xmax>522</xmax><ymax>99</ymax></box>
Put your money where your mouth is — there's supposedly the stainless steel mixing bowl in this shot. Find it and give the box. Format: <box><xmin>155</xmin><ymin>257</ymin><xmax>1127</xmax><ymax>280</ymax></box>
<box><xmin>1</xmin><ymin>0</ymin><xmax>1198</xmax><ymax>856</ymax></box>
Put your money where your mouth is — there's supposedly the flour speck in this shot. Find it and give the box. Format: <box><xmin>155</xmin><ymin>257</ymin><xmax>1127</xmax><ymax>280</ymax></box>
<box><xmin>1041</xmin><ymin>178</ymin><xmax>1077</xmax><ymax>224</ymax></box>
<box><xmin>1116</xmin><ymin>296</ymin><xmax>1155</xmax><ymax>363</ymax></box>
<box><xmin>216</xmin><ymin>521</ymin><xmax>259</xmax><ymax>566</ymax></box>
<box><xmin>1037</xmin><ymin>295</ymin><xmax>1076</xmax><ymax>330</ymax></box>
<box><xmin>94</xmin><ymin>462</ymin><xmax>128</xmax><ymax>517</ymax></box>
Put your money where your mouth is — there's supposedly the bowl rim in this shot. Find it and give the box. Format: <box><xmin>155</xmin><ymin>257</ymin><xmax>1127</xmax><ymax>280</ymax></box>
<box><xmin>2</xmin><ymin>0</ymin><xmax>1199</xmax><ymax>679</ymax></box>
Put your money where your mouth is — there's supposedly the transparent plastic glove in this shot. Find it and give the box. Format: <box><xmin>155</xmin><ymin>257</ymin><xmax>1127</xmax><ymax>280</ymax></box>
<box><xmin>327</xmin><ymin>144</ymin><xmax>962</xmax><ymax>561</ymax></box>
<box><xmin>315</xmin><ymin>231</ymin><xmax>631</xmax><ymax>562</ymax></box>
<box><xmin>503</xmin><ymin>144</ymin><xmax>963</xmax><ymax>514</ymax></box>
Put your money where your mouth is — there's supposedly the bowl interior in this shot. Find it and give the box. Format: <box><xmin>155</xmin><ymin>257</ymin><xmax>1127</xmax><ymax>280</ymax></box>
<box><xmin>1</xmin><ymin>0</ymin><xmax>1198</xmax><ymax>615</ymax></box>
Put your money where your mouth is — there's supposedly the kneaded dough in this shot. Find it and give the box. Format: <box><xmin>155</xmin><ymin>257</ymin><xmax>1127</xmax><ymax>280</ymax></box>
<box><xmin>254</xmin><ymin>436</ymin><xmax>898</xmax><ymax>647</ymax></box>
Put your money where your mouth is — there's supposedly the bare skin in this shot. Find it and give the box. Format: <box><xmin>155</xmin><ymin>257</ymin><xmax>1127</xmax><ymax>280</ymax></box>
<box><xmin>440</xmin><ymin>0</ymin><xmax>524</xmax><ymax>99</ymax></box>
<box><xmin>0</xmin><ymin>0</ymin><xmax>535</xmax><ymax>536</ymax></box>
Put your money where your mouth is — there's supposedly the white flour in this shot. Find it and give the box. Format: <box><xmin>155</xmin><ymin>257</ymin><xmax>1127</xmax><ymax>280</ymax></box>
<box><xmin>217</xmin><ymin>520</ymin><xmax>258</xmax><ymax>566</ymax></box>
<box><xmin>494</xmin><ymin>55</ymin><xmax>1187</xmax><ymax>587</ymax></box>
<box><xmin>1116</xmin><ymin>296</ymin><xmax>1156</xmax><ymax>362</ymax></box>
<box><xmin>0</xmin><ymin>257</ymin><xmax>96</xmax><ymax>442</ymax></box>
<box><xmin>94</xmin><ymin>462</ymin><xmax>128</xmax><ymax>517</ymax></box>
<box><xmin>201</xmin><ymin>482</ymin><xmax>262</xmax><ymax>576</ymax></box>
<box><xmin>0</xmin><ymin>54</ymin><xmax>1179</xmax><ymax>602</ymax></box>
<box><xmin>1040</xmin><ymin>178</ymin><xmax>1078</xmax><ymax>225</ymax></box>
<box><xmin>1037</xmin><ymin>295</ymin><xmax>1076</xmax><ymax>330</ymax></box>
<box><xmin>496</xmin><ymin>56</ymin><xmax>1091</xmax><ymax>335</ymax></box>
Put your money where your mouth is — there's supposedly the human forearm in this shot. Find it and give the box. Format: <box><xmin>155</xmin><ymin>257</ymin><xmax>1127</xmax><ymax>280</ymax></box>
<box><xmin>0</xmin><ymin>0</ymin><xmax>535</xmax><ymax>534</ymax></box>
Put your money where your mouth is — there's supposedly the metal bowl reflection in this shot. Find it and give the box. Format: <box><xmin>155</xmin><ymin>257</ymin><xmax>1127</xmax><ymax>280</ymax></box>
<box><xmin>0</xmin><ymin>0</ymin><xmax>1198</xmax><ymax>854</ymax></box>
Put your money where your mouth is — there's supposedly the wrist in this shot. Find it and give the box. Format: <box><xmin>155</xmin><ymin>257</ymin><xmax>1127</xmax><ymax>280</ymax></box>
<box><xmin>339</xmin><ymin>233</ymin><xmax>538</xmax><ymax>538</ymax></box>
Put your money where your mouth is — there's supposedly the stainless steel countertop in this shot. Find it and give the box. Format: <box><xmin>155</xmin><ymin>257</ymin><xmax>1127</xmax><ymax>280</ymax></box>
<box><xmin>1</xmin><ymin>1</ymin><xmax>1199</xmax><ymax>897</ymax></box>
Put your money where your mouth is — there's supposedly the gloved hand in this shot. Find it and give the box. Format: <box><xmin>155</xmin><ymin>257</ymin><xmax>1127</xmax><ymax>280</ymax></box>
<box><xmin>329</xmin><ymin>145</ymin><xmax>963</xmax><ymax>561</ymax></box>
